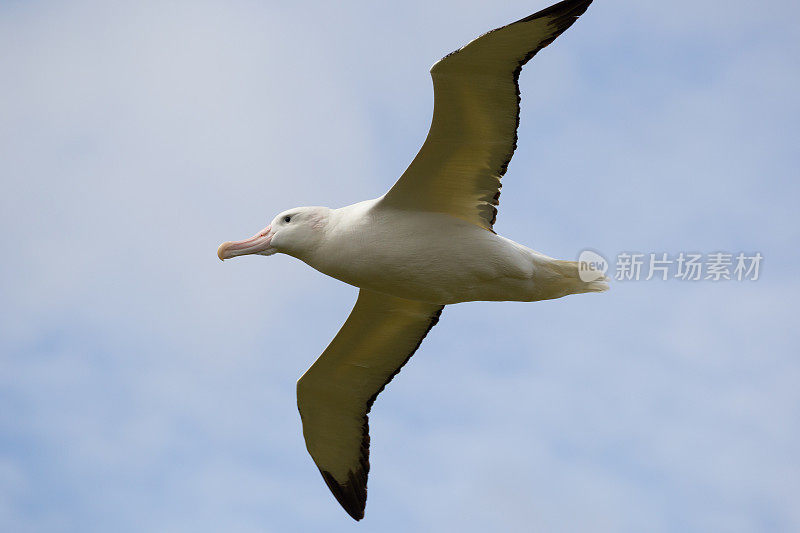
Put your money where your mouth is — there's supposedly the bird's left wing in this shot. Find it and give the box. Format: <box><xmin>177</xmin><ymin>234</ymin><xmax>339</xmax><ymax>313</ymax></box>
<box><xmin>381</xmin><ymin>0</ymin><xmax>593</xmax><ymax>231</ymax></box>
<box><xmin>297</xmin><ymin>289</ymin><xmax>444</xmax><ymax>520</ymax></box>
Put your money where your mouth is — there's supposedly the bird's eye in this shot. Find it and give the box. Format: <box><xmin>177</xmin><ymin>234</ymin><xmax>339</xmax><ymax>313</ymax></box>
<box><xmin>284</xmin><ymin>216</ymin><xmax>291</xmax><ymax>223</ymax></box>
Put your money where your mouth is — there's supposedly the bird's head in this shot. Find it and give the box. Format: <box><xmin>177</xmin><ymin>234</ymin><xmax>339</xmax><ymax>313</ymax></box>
<box><xmin>217</xmin><ymin>206</ymin><xmax>331</xmax><ymax>261</ymax></box>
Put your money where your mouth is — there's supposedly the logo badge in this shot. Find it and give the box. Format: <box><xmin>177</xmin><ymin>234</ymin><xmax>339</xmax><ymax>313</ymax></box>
<box><xmin>578</xmin><ymin>249</ymin><xmax>609</xmax><ymax>282</ymax></box>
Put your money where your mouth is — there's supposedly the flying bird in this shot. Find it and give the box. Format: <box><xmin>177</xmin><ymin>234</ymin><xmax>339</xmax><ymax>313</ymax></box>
<box><xmin>218</xmin><ymin>0</ymin><xmax>603</xmax><ymax>520</ymax></box>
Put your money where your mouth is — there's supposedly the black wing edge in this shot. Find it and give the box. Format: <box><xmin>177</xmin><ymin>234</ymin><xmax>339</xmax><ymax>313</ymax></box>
<box><xmin>318</xmin><ymin>306</ymin><xmax>444</xmax><ymax>521</ymax></box>
<box><xmin>437</xmin><ymin>0</ymin><xmax>591</xmax><ymax>228</ymax></box>
<box><xmin>520</xmin><ymin>0</ymin><xmax>593</xmax><ymax>27</ymax></box>
<box><xmin>491</xmin><ymin>0</ymin><xmax>593</xmax><ymax>227</ymax></box>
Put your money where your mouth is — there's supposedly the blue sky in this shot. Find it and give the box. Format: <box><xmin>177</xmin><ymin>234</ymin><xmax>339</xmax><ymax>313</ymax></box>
<box><xmin>1</xmin><ymin>0</ymin><xmax>798</xmax><ymax>531</ymax></box>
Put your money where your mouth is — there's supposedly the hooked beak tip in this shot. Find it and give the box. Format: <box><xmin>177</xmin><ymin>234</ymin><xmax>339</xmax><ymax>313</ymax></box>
<box><xmin>217</xmin><ymin>243</ymin><xmax>229</xmax><ymax>261</ymax></box>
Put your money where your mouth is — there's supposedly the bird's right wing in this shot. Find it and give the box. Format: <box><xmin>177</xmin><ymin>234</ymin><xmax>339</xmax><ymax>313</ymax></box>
<box><xmin>381</xmin><ymin>0</ymin><xmax>593</xmax><ymax>231</ymax></box>
<box><xmin>297</xmin><ymin>289</ymin><xmax>443</xmax><ymax>520</ymax></box>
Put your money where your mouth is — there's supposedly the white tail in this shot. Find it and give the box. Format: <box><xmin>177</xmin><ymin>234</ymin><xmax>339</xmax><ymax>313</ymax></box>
<box><xmin>530</xmin><ymin>258</ymin><xmax>610</xmax><ymax>301</ymax></box>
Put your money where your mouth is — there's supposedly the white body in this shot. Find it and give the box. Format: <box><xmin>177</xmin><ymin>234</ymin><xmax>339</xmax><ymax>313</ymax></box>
<box><xmin>289</xmin><ymin>198</ymin><xmax>605</xmax><ymax>305</ymax></box>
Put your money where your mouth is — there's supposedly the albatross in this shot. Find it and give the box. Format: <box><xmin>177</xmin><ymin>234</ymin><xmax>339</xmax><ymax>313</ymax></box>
<box><xmin>218</xmin><ymin>0</ymin><xmax>604</xmax><ymax>520</ymax></box>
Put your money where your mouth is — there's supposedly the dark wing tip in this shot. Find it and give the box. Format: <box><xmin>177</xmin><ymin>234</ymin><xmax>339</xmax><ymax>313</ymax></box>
<box><xmin>514</xmin><ymin>0</ymin><xmax>593</xmax><ymax>56</ymax></box>
<box><xmin>320</xmin><ymin>468</ymin><xmax>367</xmax><ymax>521</ymax></box>
<box><xmin>521</xmin><ymin>0</ymin><xmax>593</xmax><ymax>25</ymax></box>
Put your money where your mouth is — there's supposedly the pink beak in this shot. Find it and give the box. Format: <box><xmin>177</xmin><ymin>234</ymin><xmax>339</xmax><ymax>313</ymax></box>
<box><xmin>217</xmin><ymin>225</ymin><xmax>275</xmax><ymax>261</ymax></box>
